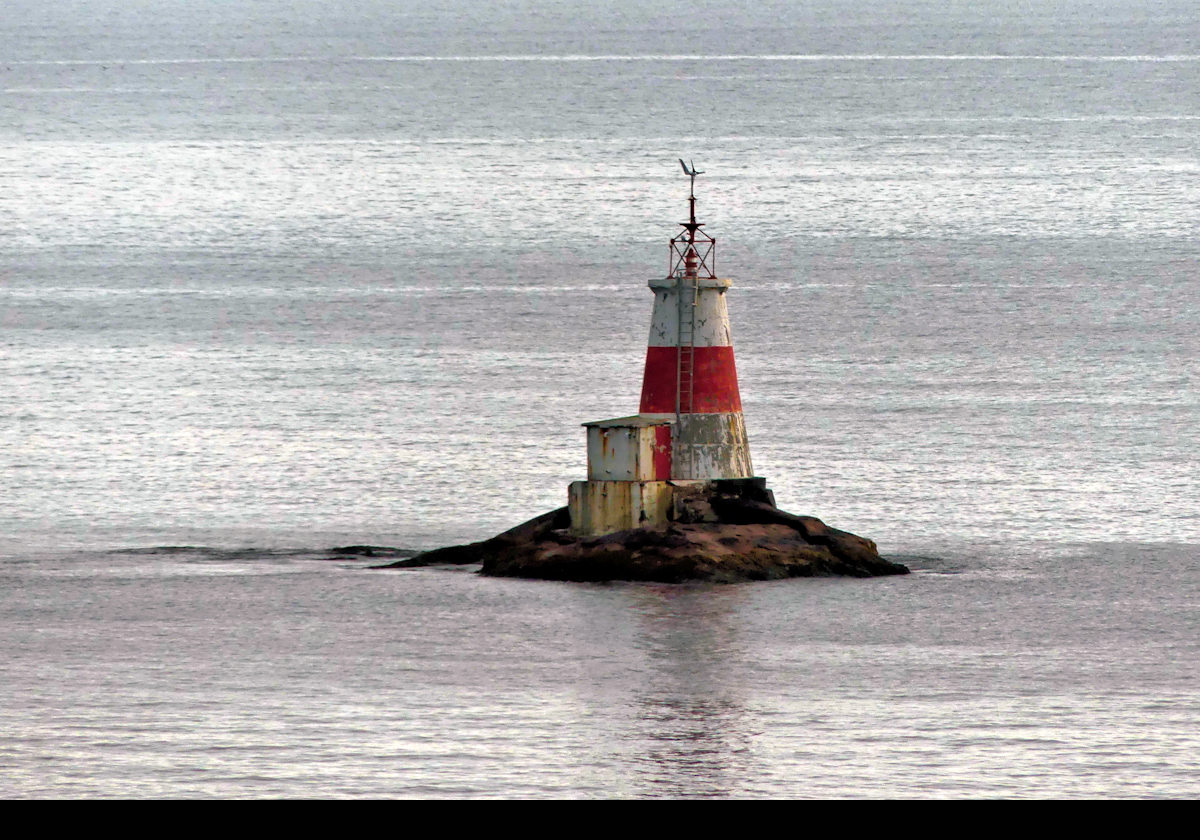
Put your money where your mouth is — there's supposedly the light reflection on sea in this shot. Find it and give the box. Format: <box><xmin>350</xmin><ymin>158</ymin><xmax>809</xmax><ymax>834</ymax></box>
<box><xmin>2</xmin><ymin>0</ymin><xmax>1199</xmax><ymax>798</ymax></box>
<box><xmin>2</xmin><ymin>543</ymin><xmax>1198</xmax><ymax>798</ymax></box>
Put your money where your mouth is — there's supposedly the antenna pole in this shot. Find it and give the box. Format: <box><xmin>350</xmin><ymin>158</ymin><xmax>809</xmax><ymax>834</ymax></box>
<box><xmin>688</xmin><ymin>172</ymin><xmax>697</xmax><ymax>251</ymax></box>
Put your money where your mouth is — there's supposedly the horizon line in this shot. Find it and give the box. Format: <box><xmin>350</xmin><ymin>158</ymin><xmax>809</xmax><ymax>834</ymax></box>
<box><xmin>10</xmin><ymin>53</ymin><xmax>1200</xmax><ymax>66</ymax></box>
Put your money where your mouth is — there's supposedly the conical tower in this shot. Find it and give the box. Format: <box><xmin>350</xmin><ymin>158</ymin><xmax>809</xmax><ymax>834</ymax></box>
<box><xmin>638</xmin><ymin>161</ymin><xmax>753</xmax><ymax>479</ymax></box>
<box><xmin>567</xmin><ymin>162</ymin><xmax>758</xmax><ymax>536</ymax></box>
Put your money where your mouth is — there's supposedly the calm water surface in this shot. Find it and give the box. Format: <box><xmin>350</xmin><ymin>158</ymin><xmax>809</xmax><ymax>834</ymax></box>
<box><xmin>2</xmin><ymin>0</ymin><xmax>1198</xmax><ymax>797</ymax></box>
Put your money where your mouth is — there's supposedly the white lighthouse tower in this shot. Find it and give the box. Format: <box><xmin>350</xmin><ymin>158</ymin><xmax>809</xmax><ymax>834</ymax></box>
<box><xmin>568</xmin><ymin>162</ymin><xmax>757</xmax><ymax>535</ymax></box>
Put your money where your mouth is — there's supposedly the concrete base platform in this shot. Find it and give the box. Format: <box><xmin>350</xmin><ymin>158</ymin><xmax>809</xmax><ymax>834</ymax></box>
<box><xmin>567</xmin><ymin>476</ymin><xmax>776</xmax><ymax>537</ymax></box>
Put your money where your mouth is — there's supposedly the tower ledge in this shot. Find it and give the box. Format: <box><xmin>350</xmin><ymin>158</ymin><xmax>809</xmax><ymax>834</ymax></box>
<box><xmin>648</xmin><ymin>275</ymin><xmax>732</xmax><ymax>290</ymax></box>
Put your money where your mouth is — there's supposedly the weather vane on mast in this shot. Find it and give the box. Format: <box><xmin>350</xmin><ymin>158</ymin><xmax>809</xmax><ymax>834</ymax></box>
<box><xmin>679</xmin><ymin>158</ymin><xmax>704</xmax><ymax>199</ymax></box>
<box><xmin>671</xmin><ymin>159</ymin><xmax>714</xmax><ymax>280</ymax></box>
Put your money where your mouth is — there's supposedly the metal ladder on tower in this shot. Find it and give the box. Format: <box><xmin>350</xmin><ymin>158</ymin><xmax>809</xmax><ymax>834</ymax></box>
<box><xmin>675</xmin><ymin>270</ymin><xmax>698</xmax><ymax>477</ymax></box>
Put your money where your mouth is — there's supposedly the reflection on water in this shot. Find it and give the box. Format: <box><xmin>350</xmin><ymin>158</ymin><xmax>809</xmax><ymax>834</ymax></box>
<box><xmin>625</xmin><ymin>587</ymin><xmax>759</xmax><ymax>797</ymax></box>
<box><xmin>3</xmin><ymin>551</ymin><xmax>1199</xmax><ymax>797</ymax></box>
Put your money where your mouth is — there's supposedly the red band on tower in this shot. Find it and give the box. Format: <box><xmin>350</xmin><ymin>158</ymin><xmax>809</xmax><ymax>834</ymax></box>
<box><xmin>639</xmin><ymin>346</ymin><xmax>743</xmax><ymax>414</ymax></box>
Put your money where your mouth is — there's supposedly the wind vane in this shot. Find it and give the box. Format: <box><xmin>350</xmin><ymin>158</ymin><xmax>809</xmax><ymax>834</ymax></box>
<box><xmin>669</xmin><ymin>158</ymin><xmax>715</xmax><ymax>280</ymax></box>
<box><xmin>678</xmin><ymin>158</ymin><xmax>704</xmax><ymax>196</ymax></box>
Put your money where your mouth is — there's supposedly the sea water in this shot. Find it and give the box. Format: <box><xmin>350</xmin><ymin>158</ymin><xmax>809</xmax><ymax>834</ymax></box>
<box><xmin>1</xmin><ymin>0</ymin><xmax>1198</xmax><ymax>797</ymax></box>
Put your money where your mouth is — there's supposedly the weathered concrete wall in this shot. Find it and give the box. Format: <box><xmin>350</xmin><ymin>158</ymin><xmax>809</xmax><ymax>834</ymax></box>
<box><xmin>567</xmin><ymin>479</ymin><xmax>674</xmax><ymax>536</ymax></box>
<box><xmin>673</xmin><ymin>412</ymin><xmax>754</xmax><ymax>480</ymax></box>
<box><xmin>645</xmin><ymin>275</ymin><xmax>734</xmax><ymax>347</ymax></box>
<box><xmin>585</xmin><ymin>421</ymin><xmax>672</xmax><ymax>481</ymax></box>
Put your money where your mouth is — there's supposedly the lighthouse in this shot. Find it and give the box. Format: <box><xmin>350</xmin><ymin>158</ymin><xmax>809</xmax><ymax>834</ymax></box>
<box><xmin>392</xmin><ymin>162</ymin><xmax>907</xmax><ymax>580</ymax></box>
<box><xmin>568</xmin><ymin>161</ymin><xmax>758</xmax><ymax>536</ymax></box>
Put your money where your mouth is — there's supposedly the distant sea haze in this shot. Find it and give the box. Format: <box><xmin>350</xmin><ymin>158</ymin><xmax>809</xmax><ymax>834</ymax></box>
<box><xmin>2</xmin><ymin>0</ymin><xmax>1197</xmax><ymax>799</ymax></box>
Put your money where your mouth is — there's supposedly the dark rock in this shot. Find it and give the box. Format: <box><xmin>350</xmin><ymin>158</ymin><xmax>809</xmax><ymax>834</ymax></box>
<box><xmin>379</xmin><ymin>507</ymin><xmax>570</xmax><ymax>568</ymax></box>
<box><xmin>379</xmin><ymin>487</ymin><xmax>908</xmax><ymax>583</ymax></box>
<box><xmin>329</xmin><ymin>545</ymin><xmax>417</xmax><ymax>559</ymax></box>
